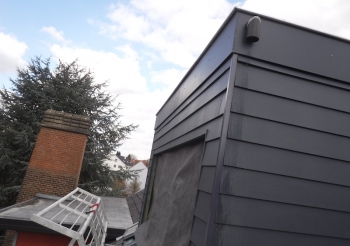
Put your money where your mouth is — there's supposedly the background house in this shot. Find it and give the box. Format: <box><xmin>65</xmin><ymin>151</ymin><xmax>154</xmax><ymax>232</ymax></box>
<box><xmin>126</xmin><ymin>162</ymin><xmax>148</xmax><ymax>190</ymax></box>
<box><xmin>104</xmin><ymin>152</ymin><xmax>133</xmax><ymax>171</ymax></box>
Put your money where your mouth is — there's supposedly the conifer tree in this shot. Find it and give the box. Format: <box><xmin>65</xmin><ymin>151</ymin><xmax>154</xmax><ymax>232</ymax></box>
<box><xmin>0</xmin><ymin>57</ymin><xmax>137</xmax><ymax>208</ymax></box>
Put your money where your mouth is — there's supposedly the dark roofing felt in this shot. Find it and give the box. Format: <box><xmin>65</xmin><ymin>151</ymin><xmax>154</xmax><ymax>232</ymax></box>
<box><xmin>126</xmin><ymin>189</ymin><xmax>144</xmax><ymax>224</ymax></box>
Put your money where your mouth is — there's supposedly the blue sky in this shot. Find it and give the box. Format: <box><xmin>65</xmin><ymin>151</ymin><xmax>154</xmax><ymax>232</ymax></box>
<box><xmin>1</xmin><ymin>0</ymin><xmax>349</xmax><ymax>159</ymax></box>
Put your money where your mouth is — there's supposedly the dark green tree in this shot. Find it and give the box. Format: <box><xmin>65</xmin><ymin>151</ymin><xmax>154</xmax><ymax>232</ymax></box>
<box><xmin>0</xmin><ymin>57</ymin><xmax>137</xmax><ymax>208</ymax></box>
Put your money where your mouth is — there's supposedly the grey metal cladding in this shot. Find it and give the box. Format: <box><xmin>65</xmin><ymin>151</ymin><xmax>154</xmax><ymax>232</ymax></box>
<box><xmin>190</xmin><ymin>217</ymin><xmax>207</xmax><ymax>246</ymax></box>
<box><xmin>234</xmin><ymin>11</ymin><xmax>350</xmax><ymax>83</ymax></box>
<box><xmin>194</xmin><ymin>191</ymin><xmax>211</xmax><ymax>223</ymax></box>
<box><xmin>235</xmin><ymin>62</ymin><xmax>350</xmax><ymax>113</ymax></box>
<box><xmin>152</xmin><ymin>94</ymin><xmax>224</xmax><ymax>150</ymax></box>
<box><xmin>198</xmin><ymin>167</ymin><xmax>216</xmax><ymax>193</ymax></box>
<box><xmin>221</xmin><ymin>167</ymin><xmax>350</xmax><ymax>213</ymax></box>
<box><xmin>152</xmin><ymin>117</ymin><xmax>222</xmax><ymax>154</ymax></box>
<box><xmin>232</xmin><ymin>87</ymin><xmax>350</xmax><ymax>138</ymax></box>
<box><xmin>155</xmin><ymin>59</ymin><xmax>231</xmax><ymax>134</ymax></box>
<box><xmin>217</xmin><ymin>195</ymin><xmax>350</xmax><ymax>239</ymax></box>
<box><xmin>211</xmin><ymin>225</ymin><xmax>350</xmax><ymax>246</ymax></box>
<box><xmin>154</xmin><ymin>14</ymin><xmax>237</xmax><ymax>129</ymax></box>
<box><xmin>224</xmin><ymin>140</ymin><xmax>350</xmax><ymax>187</ymax></box>
<box><xmin>154</xmin><ymin>70</ymin><xmax>229</xmax><ymax>141</ymax></box>
<box><xmin>228</xmin><ymin>113</ymin><xmax>350</xmax><ymax>162</ymax></box>
<box><xmin>201</xmin><ymin>139</ymin><xmax>220</xmax><ymax>166</ymax></box>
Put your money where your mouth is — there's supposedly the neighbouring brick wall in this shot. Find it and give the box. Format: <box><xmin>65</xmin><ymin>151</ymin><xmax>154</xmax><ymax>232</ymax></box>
<box><xmin>16</xmin><ymin>231</ymin><xmax>77</xmax><ymax>246</ymax></box>
<box><xmin>3</xmin><ymin>110</ymin><xmax>91</xmax><ymax>246</ymax></box>
<box><xmin>2</xmin><ymin>231</ymin><xmax>16</xmax><ymax>246</ymax></box>
<box><xmin>17</xmin><ymin>127</ymin><xmax>88</xmax><ymax>202</ymax></box>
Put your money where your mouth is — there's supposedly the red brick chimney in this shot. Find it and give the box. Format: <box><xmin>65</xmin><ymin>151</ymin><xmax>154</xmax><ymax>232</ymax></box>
<box><xmin>17</xmin><ymin>109</ymin><xmax>91</xmax><ymax>202</ymax></box>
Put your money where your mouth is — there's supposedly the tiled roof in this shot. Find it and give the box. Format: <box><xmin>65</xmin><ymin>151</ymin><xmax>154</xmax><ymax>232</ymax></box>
<box><xmin>126</xmin><ymin>189</ymin><xmax>144</xmax><ymax>223</ymax></box>
<box><xmin>117</xmin><ymin>155</ymin><xmax>133</xmax><ymax>167</ymax></box>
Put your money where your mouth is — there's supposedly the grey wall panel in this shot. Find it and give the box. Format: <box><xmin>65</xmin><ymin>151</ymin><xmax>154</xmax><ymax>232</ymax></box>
<box><xmin>155</xmin><ymin>60</ymin><xmax>231</xmax><ymax>133</ymax></box>
<box><xmin>228</xmin><ymin>113</ymin><xmax>350</xmax><ymax>162</ymax></box>
<box><xmin>224</xmin><ymin>140</ymin><xmax>350</xmax><ymax>187</ymax></box>
<box><xmin>234</xmin><ymin>11</ymin><xmax>350</xmax><ymax>83</ymax></box>
<box><xmin>217</xmin><ymin>195</ymin><xmax>350</xmax><ymax>239</ymax></box>
<box><xmin>198</xmin><ymin>167</ymin><xmax>216</xmax><ymax>193</ymax></box>
<box><xmin>194</xmin><ymin>191</ymin><xmax>211</xmax><ymax>223</ymax></box>
<box><xmin>235</xmin><ymin>63</ymin><xmax>350</xmax><ymax>113</ymax></box>
<box><xmin>153</xmin><ymin>94</ymin><xmax>224</xmax><ymax>150</ymax></box>
<box><xmin>152</xmin><ymin>118</ymin><xmax>222</xmax><ymax>153</ymax></box>
<box><xmin>238</xmin><ymin>55</ymin><xmax>350</xmax><ymax>91</ymax></box>
<box><xmin>211</xmin><ymin>225</ymin><xmax>350</xmax><ymax>246</ymax></box>
<box><xmin>154</xmin><ymin>72</ymin><xmax>228</xmax><ymax>141</ymax></box>
<box><xmin>221</xmin><ymin>167</ymin><xmax>350</xmax><ymax>212</ymax></box>
<box><xmin>201</xmin><ymin>139</ymin><xmax>220</xmax><ymax>167</ymax></box>
<box><xmin>232</xmin><ymin>87</ymin><xmax>350</xmax><ymax>137</ymax></box>
<box><xmin>155</xmin><ymin>15</ymin><xmax>237</xmax><ymax>129</ymax></box>
<box><xmin>190</xmin><ymin>217</ymin><xmax>207</xmax><ymax>246</ymax></box>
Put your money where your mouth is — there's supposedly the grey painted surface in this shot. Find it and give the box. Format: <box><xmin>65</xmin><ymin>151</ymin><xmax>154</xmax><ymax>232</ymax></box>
<box><xmin>154</xmin><ymin>70</ymin><xmax>228</xmax><ymax>141</ymax></box>
<box><xmin>217</xmin><ymin>195</ymin><xmax>350</xmax><ymax>239</ymax></box>
<box><xmin>198</xmin><ymin>167</ymin><xmax>216</xmax><ymax>193</ymax></box>
<box><xmin>234</xmin><ymin>62</ymin><xmax>350</xmax><ymax>113</ymax></box>
<box><xmin>233</xmin><ymin>11</ymin><xmax>350</xmax><ymax>83</ymax></box>
<box><xmin>152</xmin><ymin>93</ymin><xmax>224</xmax><ymax>150</ymax></box>
<box><xmin>216</xmin><ymin>15</ymin><xmax>350</xmax><ymax>242</ymax></box>
<box><xmin>155</xmin><ymin>59</ymin><xmax>231</xmax><ymax>134</ymax></box>
<box><xmin>190</xmin><ymin>217</ymin><xmax>206</xmax><ymax>246</ymax></box>
<box><xmin>224</xmin><ymin>139</ymin><xmax>350</xmax><ymax>187</ymax></box>
<box><xmin>211</xmin><ymin>225</ymin><xmax>350</xmax><ymax>246</ymax></box>
<box><xmin>194</xmin><ymin>191</ymin><xmax>211</xmax><ymax>223</ymax></box>
<box><xmin>221</xmin><ymin>167</ymin><xmax>350</xmax><ymax>213</ymax></box>
<box><xmin>232</xmin><ymin>87</ymin><xmax>350</xmax><ymax>138</ymax></box>
<box><xmin>228</xmin><ymin>113</ymin><xmax>350</xmax><ymax>162</ymax></box>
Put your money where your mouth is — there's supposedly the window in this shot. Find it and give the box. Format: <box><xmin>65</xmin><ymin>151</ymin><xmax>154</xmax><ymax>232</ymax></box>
<box><xmin>114</xmin><ymin>165</ymin><xmax>116</xmax><ymax>168</ymax></box>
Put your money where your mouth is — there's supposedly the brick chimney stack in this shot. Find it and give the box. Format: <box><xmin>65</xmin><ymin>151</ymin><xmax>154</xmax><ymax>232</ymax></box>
<box><xmin>17</xmin><ymin>109</ymin><xmax>92</xmax><ymax>203</ymax></box>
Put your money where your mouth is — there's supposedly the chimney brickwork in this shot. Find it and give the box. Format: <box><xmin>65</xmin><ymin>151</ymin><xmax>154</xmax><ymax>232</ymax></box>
<box><xmin>16</xmin><ymin>110</ymin><xmax>91</xmax><ymax>203</ymax></box>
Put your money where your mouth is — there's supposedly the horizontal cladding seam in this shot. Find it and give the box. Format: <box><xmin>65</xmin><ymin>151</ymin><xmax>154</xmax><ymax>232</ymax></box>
<box><xmin>236</xmin><ymin>56</ymin><xmax>350</xmax><ymax>91</ymax></box>
<box><xmin>229</xmin><ymin>111</ymin><xmax>350</xmax><ymax>143</ymax></box>
<box><xmin>220</xmin><ymin>167</ymin><xmax>350</xmax><ymax>213</ymax></box>
<box><xmin>154</xmin><ymin>65</ymin><xmax>231</xmax><ymax>133</ymax></box>
<box><xmin>152</xmin><ymin>116</ymin><xmax>223</xmax><ymax>151</ymax></box>
<box><xmin>155</xmin><ymin>54</ymin><xmax>234</xmax><ymax>129</ymax></box>
<box><xmin>196</xmin><ymin>189</ymin><xmax>212</xmax><ymax>195</ymax></box>
<box><xmin>212</xmin><ymin>223</ymin><xmax>350</xmax><ymax>241</ymax></box>
<box><xmin>226</xmin><ymin>135</ymin><xmax>350</xmax><ymax>164</ymax></box>
<box><xmin>222</xmin><ymin>163</ymin><xmax>350</xmax><ymax>189</ymax></box>
<box><xmin>234</xmin><ymin>85</ymin><xmax>350</xmax><ymax>115</ymax></box>
<box><xmin>218</xmin><ymin>193</ymin><xmax>350</xmax><ymax>218</ymax></box>
<box><xmin>152</xmin><ymin>98</ymin><xmax>225</xmax><ymax>147</ymax></box>
<box><xmin>154</xmin><ymin>91</ymin><xmax>227</xmax><ymax>142</ymax></box>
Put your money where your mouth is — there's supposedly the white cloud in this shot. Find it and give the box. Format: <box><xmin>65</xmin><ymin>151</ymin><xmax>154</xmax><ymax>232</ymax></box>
<box><xmin>41</xmin><ymin>26</ymin><xmax>70</xmax><ymax>44</ymax></box>
<box><xmin>0</xmin><ymin>32</ymin><xmax>28</xmax><ymax>74</ymax></box>
<box><xmin>51</xmin><ymin>44</ymin><xmax>147</xmax><ymax>95</ymax></box>
<box><xmin>241</xmin><ymin>0</ymin><xmax>350</xmax><ymax>39</ymax></box>
<box><xmin>151</xmin><ymin>68</ymin><xmax>187</xmax><ymax>91</ymax></box>
<box><xmin>94</xmin><ymin>0</ymin><xmax>238</xmax><ymax>68</ymax></box>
